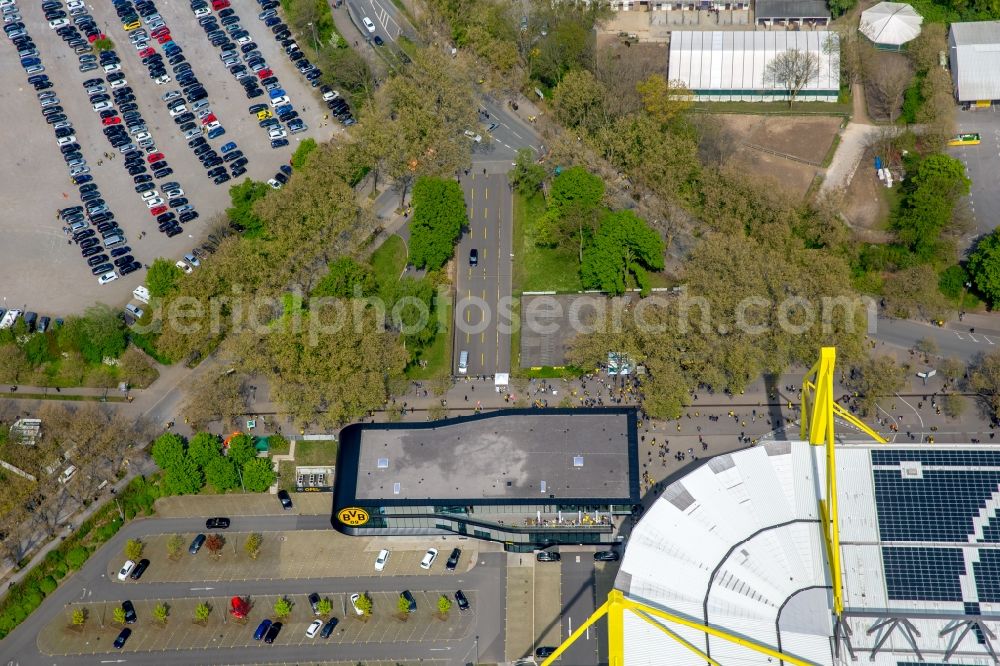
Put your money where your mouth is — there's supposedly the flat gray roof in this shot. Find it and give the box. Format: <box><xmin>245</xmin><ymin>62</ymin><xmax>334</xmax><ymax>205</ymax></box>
<box><xmin>354</xmin><ymin>411</ymin><xmax>633</xmax><ymax>501</ymax></box>
<box><xmin>756</xmin><ymin>0</ymin><xmax>829</xmax><ymax>20</ymax></box>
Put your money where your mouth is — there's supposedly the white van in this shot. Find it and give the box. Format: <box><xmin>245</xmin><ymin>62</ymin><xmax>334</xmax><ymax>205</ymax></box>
<box><xmin>133</xmin><ymin>286</ymin><xmax>150</xmax><ymax>304</ymax></box>
<box><xmin>458</xmin><ymin>350</ymin><xmax>468</xmax><ymax>375</ymax></box>
<box><xmin>0</xmin><ymin>309</ymin><xmax>22</xmax><ymax>329</ymax></box>
<box><xmin>59</xmin><ymin>465</ymin><xmax>78</xmax><ymax>484</ymax></box>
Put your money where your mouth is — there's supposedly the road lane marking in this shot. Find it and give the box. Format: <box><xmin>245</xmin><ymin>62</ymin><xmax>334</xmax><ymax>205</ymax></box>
<box><xmin>484</xmin><ymin>207</ymin><xmax>488</xmax><ymax>218</ymax></box>
<box><xmin>970</xmin><ymin>333</ymin><xmax>980</xmax><ymax>342</ymax></box>
<box><xmin>955</xmin><ymin>332</ymin><xmax>965</xmax><ymax>340</ymax></box>
<box><xmin>485</xmin><ymin>188</ymin><xmax>488</xmax><ymax>201</ymax></box>
<box><xmin>985</xmin><ymin>335</ymin><xmax>995</xmax><ymax>345</ymax></box>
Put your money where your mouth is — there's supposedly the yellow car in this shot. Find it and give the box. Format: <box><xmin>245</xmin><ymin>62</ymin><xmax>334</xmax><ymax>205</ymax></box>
<box><xmin>123</xmin><ymin>20</ymin><xmax>141</xmax><ymax>30</ymax></box>
<box><xmin>256</xmin><ymin>109</ymin><xmax>273</xmax><ymax>120</ymax></box>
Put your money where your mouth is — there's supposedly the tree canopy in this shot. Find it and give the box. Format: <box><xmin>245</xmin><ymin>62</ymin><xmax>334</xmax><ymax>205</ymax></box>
<box><xmin>967</xmin><ymin>228</ymin><xmax>1000</xmax><ymax>307</ymax></box>
<box><xmin>581</xmin><ymin>210</ymin><xmax>665</xmax><ymax>295</ymax></box>
<box><xmin>408</xmin><ymin>177</ymin><xmax>468</xmax><ymax>271</ymax></box>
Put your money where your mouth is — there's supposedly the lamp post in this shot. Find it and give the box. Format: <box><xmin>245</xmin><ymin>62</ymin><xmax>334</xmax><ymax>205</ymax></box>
<box><xmin>307</xmin><ymin>21</ymin><xmax>318</xmax><ymax>51</ymax></box>
<box><xmin>475</xmin><ymin>634</ymin><xmax>479</xmax><ymax>664</ymax></box>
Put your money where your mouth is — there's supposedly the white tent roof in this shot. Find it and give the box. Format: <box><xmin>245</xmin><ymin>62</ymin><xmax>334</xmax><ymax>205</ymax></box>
<box><xmin>860</xmin><ymin>2</ymin><xmax>923</xmax><ymax>46</ymax></box>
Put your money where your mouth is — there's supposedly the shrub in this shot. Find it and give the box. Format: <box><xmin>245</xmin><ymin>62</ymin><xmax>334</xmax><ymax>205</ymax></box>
<box><xmin>65</xmin><ymin>547</ymin><xmax>89</xmax><ymax>570</ymax></box>
<box><xmin>39</xmin><ymin>576</ymin><xmax>58</xmax><ymax>595</ymax></box>
<box><xmin>94</xmin><ymin>520</ymin><xmax>121</xmax><ymax>542</ymax></box>
<box><xmin>44</xmin><ymin>550</ymin><xmax>64</xmax><ymax>566</ymax></box>
<box><xmin>21</xmin><ymin>591</ymin><xmax>43</xmax><ymax>614</ymax></box>
<box><xmin>52</xmin><ymin>563</ymin><xmax>68</xmax><ymax>579</ymax></box>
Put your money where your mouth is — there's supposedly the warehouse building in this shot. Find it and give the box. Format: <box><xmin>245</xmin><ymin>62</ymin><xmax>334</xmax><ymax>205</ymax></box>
<box><xmin>668</xmin><ymin>30</ymin><xmax>840</xmax><ymax>102</ymax></box>
<box><xmin>755</xmin><ymin>0</ymin><xmax>829</xmax><ymax>27</ymax></box>
<box><xmin>950</xmin><ymin>21</ymin><xmax>1000</xmax><ymax>105</ymax></box>
<box><xmin>616</xmin><ymin>441</ymin><xmax>1000</xmax><ymax>664</ymax></box>
<box><xmin>330</xmin><ymin>408</ymin><xmax>639</xmax><ymax>552</ymax></box>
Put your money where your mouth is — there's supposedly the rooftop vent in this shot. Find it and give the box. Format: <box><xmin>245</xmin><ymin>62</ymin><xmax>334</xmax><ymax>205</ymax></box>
<box><xmin>573</xmin><ymin>456</ymin><xmax>584</xmax><ymax>467</ymax></box>
<box><xmin>540</xmin><ymin>480</ymin><xmax>547</xmax><ymax>493</ymax></box>
<box><xmin>377</xmin><ymin>458</ymin><xmax>389</xmax><ymax>469</ymax></box>
<box><xmin>393</xmin><ymin>482</ymin><xmax>401</xmax><ymax>494</ymax></box>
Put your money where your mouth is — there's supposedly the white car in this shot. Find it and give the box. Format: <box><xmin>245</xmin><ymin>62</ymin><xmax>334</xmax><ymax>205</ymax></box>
<box><xmin>269</xmin><ymin>95</ymin><xmax>289</xmax><ymax>108</ymax></box>
<box><xmin>464</xmin><ymin>129</ymin><xmax>482</xmax><ymax>143</ymax></box>
<box><xmin>133</xmin><ymin>131</ymin><xmax>152</xmax><ymax>142</ymax></box>
<box><xmin>374</xmin><ymin>548</ymin><xmax>389</xmax><ymax>572</ymax></box>
<box><xmin>162</xmin><ymin>90</ymin><xmax>182</xmax><ymax>102</ymax></box>
<box><xmin>48</xmin><ymin>17</ymin><xmax>68</xmax><ymax>27</ymax></box>
<box><xmin>183</xmin><ymin>253</ymin><xmax>200</xmax><ymax>267</ymax></box>
<box><xmin>145</xmin><ymin>197</ymin><xmax>165</xmax><ymax>208</ymax></box>
<box><xmin>322</xmin><ymin>89</ymin><xmax>339</xmax><ymax>102</ymax></box>
<box><xmin>350</xmin><ymin>593</ymin><xmax>364</xmax><ymax>616</ymax></box>
<box><xmin>57</xmin><ymin>135</ymin><xmax>77</xmax><ymax>146</ymax></box>
<box><xmin>93</xmin><ymin>100</ymin><xmax>113</xmax><ymax>111</ymax></box>
<box><xmin>133</xmin><ymin>286</ymin><xmax>150</xmax><ymax>303</ymax></box>
<box><xmin>168</xmin><ymin>105</ymin><xmax>187</xmax><ymax>117</ymax></box>
<box><xmin>117</xmin><ymin>559</ymin><xmax>136</xmax><ymax>581</ymax></box>
<box><xmin>125</xmin><ymin>303</ymin><xmax>144</xmax><ymax>318</ymax></box>
<box><xmin>102</xmin><ymin>62</ymin><xmax>121</xmax><ymax>72</ymax></box>
<box><xmin>176</xmin><ymin>260</ymin><xmax>193</xmax><ymax>274</ymax></box>
<box><xmin>166</xmin><ymin>187</ymin><xmax>184</xmax><ymax>198</ymax></box>
<box><xmin>268</xmin><ymin>128</ymin><xmax>287</xmax><ymax>139</ymax></box>
<box><xmin>141</xmin><ymin>190</ymin><xmax>160</xmax><ymax>200</ymax></box>
<box><xmin>267</xmin><ymin>178</ymin><xmax>282</xmax><ymax>189</ymax></box>
<box><xmin>154</xmin><ymin>74</ymin><xmax>171</xmax><ymax>85</ymax></box>
<box><xmin>110</xmin><ymin>78</ymin><xmax>128</xmax><ymax>88</ymax></box>
<box><xmin>204</xmin><ymin>120</ymin><xmax>221</xmax><ymax>131</ymax></box>
<box><xmin>420</xmin><ymin>548</ymin><xmax>438</xmax><ymax>570</ymax></box>
<box><xmin>98</xmin><ymin>272</ymin><xmax>118</xmax><ymax>285</ymax></box>
<box><xmin>362</xmin><ymin>16</ymin><xmax>375</xmax><ymax>33</ymax></box>
<box><xmin>305</xmin><ymin>619</ymin><xmax>323</xmax><ymax>638</ymax></box>
<box><xmin>194</xmin><ymin>5</ymin><xmax>209</xmax><ymax>16</ymax></box>
<box><xmin>237</xmin><ymin>34</ymin><xmax>252</xmax><ymax>44</ymax></box>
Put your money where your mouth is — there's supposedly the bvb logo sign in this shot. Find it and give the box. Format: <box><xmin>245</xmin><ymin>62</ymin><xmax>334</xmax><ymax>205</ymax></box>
<box><xmin>338</xmin><ymin>507</ymin><xmax>370</xmax><ymax>526</ymax></box>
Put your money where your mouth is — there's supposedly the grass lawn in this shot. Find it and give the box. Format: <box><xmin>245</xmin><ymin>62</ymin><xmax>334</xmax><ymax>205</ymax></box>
<box><xmin>406</xmin><ymin>293</ymin><xmax>452</xmax><ymax>380</ymax></box>
<box><xmin>691</xmin><ymin>101</ymin><xmax>851</xmax><ymax>116</ymax></box>
<box><xmin>370</xmin><ymin>234</ymin><xmax>407</xmax><ymax>282</ymax></box>
<box><xmin>278</xmin><ymin>440</ymin><xmax>338</xmax><ymax>491</ymax></box>
<box><xmin>513</xmin><ymin>192</ymin><xmax>583</xmax><ymax>293</ymax></box>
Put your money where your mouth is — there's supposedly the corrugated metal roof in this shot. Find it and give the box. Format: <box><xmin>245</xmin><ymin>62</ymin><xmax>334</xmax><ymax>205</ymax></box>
<box><xmin>951</xmin><ymin>21</ymin><xmax>1000</xmax><ymax>101</ymax></box>
<box><xmin>755</xmin><ymin>0</ymin><xmax>829</xmax><ymax>20</ymax></box>
<box><xmin>668</xmin><ymin>30</ymin><xmax>840</xmax><ymax>95</ymax></box>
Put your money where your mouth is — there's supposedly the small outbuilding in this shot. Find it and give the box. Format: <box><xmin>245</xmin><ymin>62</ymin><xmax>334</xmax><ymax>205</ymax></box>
<box><xmin>859</xmin><ymin>2</ymin><xmax>923</xmax><ymax>50</ymax></box>
<box><xmin>755</xmin><ymin>0</ymin><xmax>829</xmax><ymax>27</ymax></box>
<box><xmin>950</xmin><ymin>21</ymin><xmax>1000</xmax><ymax>105</ymax></box>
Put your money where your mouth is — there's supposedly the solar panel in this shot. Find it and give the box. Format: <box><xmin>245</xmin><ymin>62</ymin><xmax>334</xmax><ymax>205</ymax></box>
<box><xmin>882</xmin><ymin>547</ymin><xmax>965</xmax><ymax>601</ymax></box>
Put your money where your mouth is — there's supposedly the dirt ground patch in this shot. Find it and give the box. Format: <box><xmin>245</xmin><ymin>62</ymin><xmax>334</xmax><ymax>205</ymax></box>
<box><xmin>842</xmin><ymin>148</ymin><xmax>892</xmax><ymax>239</ymax></box>
<box><xmin>712</xmin><ymin>114</ymin><xmax>842</xmax><ymax>200</ymax></box>
<box><xmin>717</xmin><ymin>114</ymin><xmax>843</xmax><ymax>164</ymax></box>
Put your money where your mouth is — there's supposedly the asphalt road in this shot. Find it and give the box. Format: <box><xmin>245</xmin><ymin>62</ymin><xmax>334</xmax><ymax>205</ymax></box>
<box><xmin>0</xmin><ymin>515</ymin><xmax>506</xmax><ymax>666</ymax></box>
<box><xmin>454</xmin><ymin>172</ymin><xmax>513</xmax><ymax>377</ymax></box>
<box><xmin>477</xmin><ymin>96</ymin><xmax>542</xmax><ymax>160</ymax></box>
<box><xmin>559</xmin><ymin>554</ymin><xmax>603</xmax><ymax>666</ymax></box>
<box><xmin>873</xmin><ymin>316</ymin><xmax>1000</xmax><ymax>362</ymax></box>
<box><xmin>952</xmin><ymin>108</ymin><xmax>1000</xmax><ymax>249</ymax></box>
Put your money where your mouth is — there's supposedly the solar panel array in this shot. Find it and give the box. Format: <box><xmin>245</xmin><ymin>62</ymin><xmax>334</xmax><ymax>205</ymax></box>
<box><xmin>871</xmin><ymin>450</ymin><xmax>1000</xmax><ymax>605</ymax></box>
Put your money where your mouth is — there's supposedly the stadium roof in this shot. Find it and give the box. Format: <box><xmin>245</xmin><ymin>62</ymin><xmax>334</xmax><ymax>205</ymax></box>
<box><xmin>667</xmin><ymin>31</ymin><xmax>840</xmax><ymax>100</ymax></box>
<box><xmin>860</xmin><ymin>2</ymin><xmax>923</xmax><ymax>47</ymax></box>
<box><xmin>617</xmin><ymin>441</ymin><xmax>1000</xmax><ymax>664</ymax></box>
<box><xmin>950</xmin><ymin>21</ymin><xmax>1000</xmax><ymax>102</ymax></box>
<box><xmin>755</xmin><ymin>0</ymin><xmax>829</xmax><ymax>21</ymax></box>
<box><xmin>336</xmin><ymin>408</ymin><xmax>639</xmax><ymax>503</ymax></box>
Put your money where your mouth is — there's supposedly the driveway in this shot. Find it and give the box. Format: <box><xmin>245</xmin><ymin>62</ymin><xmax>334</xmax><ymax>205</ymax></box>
<box><xmin>951</xmin><ymin>108</ymin><xmax>1000</xmax><ymax>250</ymax></box>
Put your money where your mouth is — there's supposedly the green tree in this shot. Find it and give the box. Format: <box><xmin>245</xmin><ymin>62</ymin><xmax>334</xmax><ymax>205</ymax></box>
<box><xmin>408</xmin><ymin>177</ymin><xmax>467</xmax><ymax>271</ymax></box>
<box><xmin>508</xmin><ymin>148</ymin><xmax>546</xmax><ymax>195</ymax></box>
<box><xmin>226</xmin><ymin>434</ymin><xmax>257</xmax><ymax>467</ymax></box>
<box><xmin>939</xmin><ymin>264</ymin><xmax>969</xmax><ymax>300</ymax></box>
<box><xmin>113</xmin><ymin>607</ymin><xmax>127</xmax><ymax>625</ymax></box>
<box><xmin>226</xmin><ymin>179</ymin><xmax>270</xmax><ymax>236</ymax></box>
<box><xmin>205</xmin><ymin>457</ymin><xmax>239</xmax><ymax>492</ymax></box>
<box><xmin>968</xmin><ymin>228</ymin><xmax>1000</xmax><ymax>307</ymax></box>
<box><xmin>970</xmin><ymin>350</ymin><xmax>1000</xmax><ymax>418</ymax></box>
<box><xmin>162</xmin><ymin>456</ymin><xmax>204</xmax><ymax>495</ymax></box>
<box><xmin>194</xmin><ymin>602</ymin><xmax>211</xmax><ymax>623</ymax></box>
<box><xmin>93</xmin><ymin>37</ymin><xmax>114</xmax><ymax>51</ymax></box>
<box><xmin>71</xmin><ymin>608</ymin><xmax>87</xmax><ymax>626</ymax></box>
<box><xmin>312</xmin><ymin>257</ymin><xmax>377</xmax><ymax>298</ymax></box>
<box><xmin>273</xmin><ymin>598</ymin><xmax>292</xmax><ymax>619</ymax></box>
<box><xmin>355</xmin><ymin>592</ymin><xmax>373</xmax><ymax>616</ymax></box>
<box><xmin>317</xmin><ymin>598</ymin><xmax>333</xmax><ymax>616</ymax></box>
<box><xmin>552</xmin><ymin>69</ymin><xmax>606</xmax><ymax>130</ymax></box>
<box><xmin>437</xmin><ymin>594</ymin><xmax>452</xmax><ymax>615</ymax></box>
<box><xmin>291</xmin><ymin>138</ymin><xmax>318</xmax><ymax>169</ymax></box>
<box><xmin>636</xmin><ymin>74</ymin><xmax>691</xmax><ymax>126</ymax></box>
<box><xmin>146</xmin><ymin>258</ymin><xmax>183</xmax><ymax>297</ymax></box>
<box><xmin>124</xmin><ymin>539</ymin><xmax>144</xmax><ymax>562</ymax></box>
<box><xmin>397</xmin><ymin>594</ymin><xmax>412</xmax><ymax>616</ymax></box>
<box><xmin>244</xmin><ymin>532</ymin><xmax>262</xmax><ymax>559</ymax></box>
<box><xmin>187</xmin><ymin>432</ymin><xmax>222</xmax><ymax>471</ymax></box>
<box><xmin>151</xmin><ymin>432</ymin><xmax>187</xmax><ymax>471</ymax></box>
<box><xmin>845</xmin><ymin>356</ymin><xmax>907</xmax><ymax>416</ymax></box>
<box><xmin>550</xmin><ymin>166</ymin><xmax>604</xmax><ymax>213</ymax></box>
<box><xmin>943</xmin><ymin>392</ymin><xmax>965</xmax><ymax>418</ymax></box>
<box><xmin>153</xmin><ymin>603</ymin><xmax>169</xmax><ymax>624</ymax></box>
<box><xmin>167</xmin><ymin>534</ymin><xmax>185</xmax><ymax>559</ymax></box>
<box><xmin>241</xmin><ymin>458</ymin><xmax>276</xmax><ymax>492</ymax></box>
<box><xmin>381</xmin><ymin>276</ymin><xmax>437</xmax><ymax>352</ymax></box>
<box><xmin>893</xmin><ymin>153</ymin><xmax>970</xmax><ymax>261</ymax></box>
<box><xmin>828</xmin><ymin>0</ymin><xmax>857</xmax><ymax>16</ymax></box>
<box><xmin>581</xmin><ymin>210</ymin><xmax>665</xmax><ymax>295</ymax></box>
<box><xmin>58</xmin><ymin>305</ymin><xmax>127</xmax><ymax>363</ymax></box>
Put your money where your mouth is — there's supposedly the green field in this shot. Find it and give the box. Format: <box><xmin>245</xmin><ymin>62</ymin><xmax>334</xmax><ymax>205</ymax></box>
<box><xmin>512</xmin><ymin>192</ymin><xmax>583</xmax><ymax>293</ymax></box>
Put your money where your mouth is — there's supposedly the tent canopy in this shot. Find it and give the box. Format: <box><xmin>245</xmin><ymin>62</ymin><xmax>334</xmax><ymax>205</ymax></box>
<box><xmin>860</xmin><ymin>2</ymin><xmax>923</xmax><ymax>47</ymax></box>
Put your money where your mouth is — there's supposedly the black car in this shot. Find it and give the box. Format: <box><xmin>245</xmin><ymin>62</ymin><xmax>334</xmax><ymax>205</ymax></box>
<box><xmin>536</xmin><ymin>551</ymin><xmax>561</xmax><ymax>562</ymax></box>
<box><xmin>114</xmin><ymin>255</ymin><xmax>134</xmax><ymax>268</ymax></box>
<box><xmin>535</xmin><ymin>647</ymin><xmax>557</xmax><ymax>658</ymax></box>
<box><xmin>455</xmin><ymin>589</ymin><xmax>470</xmax><ymax>611</ymax></box>
<box><xmin>111</xmin><ymin>246</ymin><xmax>132</xmax><ymax>258</ymax></box>
<box><xmin>277</xmin><ymin>489</ymin><xmax>292</xmax><ymax>510</ymax></box>
<box><xmin>319</xmin><ymin>616</ymin><xmax>338</xmax><ymax>638</ymax></box>
<box><xmin>263</xmin><ymin>621</ymin><xmax>282</xmax><ymax>644</ymax></box>
<box><xmin>446</xmin><ymin>548</ymin><xmax>461</xmax><ymax>571</ymax></box>
<box><xmin>205</xmin><ymin>517</ymin><xmax>230</xmax><ymax>529</ymax></box>
<box><xmin>113</xmin><ymin>628</ymin><xmax>131</xmax><ymax>649</ymax></box>
<box><xmin>91</xmin><ymin>263</ymin><xmax>113</xmax><ymax>275</ymax></box>
<box><xmin>179</xmin><ymin>210</ymin><xmax>200</xmax><ymax>222</ymax></box>
<box><xmin>153</xmin><ymin>167</ymin><xmax>174</xmax><ymax>178</ymax></box>
<box><xmin>308</xmin><ymin>592</ymin><xmax>321</xmax><ymax>614</ymax></box>
<box><xmin>122</xmin><ymin>600</ymin><xmax>137</xmax><ymax>624</ymax></box>
<box><xmin>400</xmin><ymin>590</ymin><xmax>416</xmax><ymax>612</ymax></box>
<box><xmin>120</xmin><ymin>260</ymin><xmax>143</xmax><ymax>273</ymax></box>
<box><xmin>593</xmin><ymin>550</ymin><xmax>620</xmax><ymax>562</ymax></box>
<box><xmin>81</xmin><ymin>245</ymin><xmax>101</xmax><ymax>257</ymax></box>
<box><xmin>79</xmin><ymin>238</ymin><xmax>100</xmax><ymax>250</ymax></box>
<box><xmin>87</xmin><ymin>254</ymin><xmax>109</xmax><ymax>267</ymax></box>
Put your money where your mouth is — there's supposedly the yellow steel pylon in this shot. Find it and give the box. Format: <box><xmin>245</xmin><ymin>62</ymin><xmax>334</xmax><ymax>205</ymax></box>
<box><xmin>800</xmin><ymin>347</ymin><xmax>886</xmax><ymax>616</ymax></box>
<box><xmin>539</xmin><ymin>347</ymin><xmax>886</xmax><ymax>665</ymax></box>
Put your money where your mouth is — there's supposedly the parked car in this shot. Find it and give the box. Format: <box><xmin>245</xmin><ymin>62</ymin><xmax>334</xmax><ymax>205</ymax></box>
<box><xmin>400</xmin><ymin>590</ymin><xmax>416</xmax><ymax>612</ymax></box>
<box><xmin>446</xmin><ymin>548</ymin><xmax>461</xmax><ymax>571</ymax></box>
<box><xmin>277</xmin><ymin>489</ymin><xmax>292</xmax><ymax>510</ymax></box>
<box><xmin>308</xmin><ymin>592</ymin><xmax>321</xmax><ymax>615</ymax></box>
<box><xmin>320</xmin><ymin>617</ymin><xmax>339</xmax><ymax>638</ymax></box>
<box><xmin>305</xmin><ymin>619</ymin><xmax>322</xmax><ymax>638</ymax></box>
<box><xmin>253</xmin><ymin>618</ymin><xmax>272</xmax><ymax>640</ymax></box>
<box><xmin>420</xmin><ymin>548</ymin><xmax>438</xmax><ymax>570</ymax></box>
<box><xmin>117</xmin><ymin>559</ymin><xmax>136</xmax><ymax>580</ymax></box>
<box><xmin>455</xmin><ymin>589</ymin><xmax>470</xmax><ymax>611</ymax></box>
<box><xmin>121</xmin><ymin>600</ymin><xmax>137</xmax><ymax>624</ymax></box>
<box><xmin>206</xmin><ymin>517</ymin><xmax>230</xmax><ymax>529</ymax></box>
<box><xmin>536</xmin><ymin>551</ymin><xmax>561</xmax><ymax>562</ymax></box>
<box><xmin>129</xmin><ymin>558</ymin><xmax>150</xmax><ymax>580</ymax></box>
<box><xmin>594</xmin><ymin>550</ymin><xmax>620</xmax><ymax>562</ymax></box>
<box><xmin>374</xmin><ymin>548</ymin><xmax>389</xmax><ymax>572</ymax></box>
<box><xmin>263</xmin><ymin>621</ymin><xmax>281</xmax><ymax>644</ymax></box>
<box><xmin>113</xmin><ymin>628</ymin><xmax>131</xmax><ymax>649</ymax></box>
<box><xmin>188</xmin><ymin>533</ymin><xmax>206</xmax><ymax>554</ymax></box>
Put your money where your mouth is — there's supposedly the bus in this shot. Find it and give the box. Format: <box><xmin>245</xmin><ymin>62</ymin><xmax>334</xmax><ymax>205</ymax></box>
<box><xmin>948</xmin><ymin>133</ymin><xmax>982</xmax><ymax>146</ymax></box>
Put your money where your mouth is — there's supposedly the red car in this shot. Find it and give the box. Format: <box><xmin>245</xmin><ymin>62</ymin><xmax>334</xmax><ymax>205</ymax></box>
<box><xmin>147</xmin><ymin>152</ymin><xmax>165</xmax><ymax>163</ymax></box>
<box><xmin>256</xmin><ymin>68</ymin><xmax>272</xmax><ymax>79</ymax></box>
<box><xmin>150</xmin><ymin>205</ymin><xmax>168</xmax><ymax>216</ymax></box>
<box><xmin>212</xmin><ymin>0</ymin><xmax>230</xmax><ymax>8</ymax></box>
<box><xmin>87</xmin><ymin>32</ymin><xmax>104</xmax><ymax>43</ymax></box>
<box><xmin>102</xmin><ymin>116</ymin><xmax>121</xmax><ymax>125</ymax></box>
<box><xmin>150</xmin><ymin>26</ymin><xmax>169</xmax><ymax>38</ymax></box>
<box><xmin>156</xmin><ymin>33</ymin><xmax>171</xmax><ymax>44</ymax></box>
<box><xmin>138</xmin><ymin>47</ymin><xmax>155</xmax><ymax>58</ymax></box>
<box><xmin>200</xmin><ymin>113</ymin><xmax>216</xmax><ymax>125</ymax></box>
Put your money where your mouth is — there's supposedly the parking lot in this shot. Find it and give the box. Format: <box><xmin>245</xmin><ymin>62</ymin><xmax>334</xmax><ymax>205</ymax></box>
<box><xmin>0</xmin><ymin>0</ymin><xmax>336</xmax><ymax>315</ymax></box>
<box><xmin>105</xmin><ymin>531</ymin><xmax>480</xmax><ymax>583</ymax></box>
<box><xmin>952</xmin><ymin>108</ymin><xmax>1000</xmax><ymax>251</ymax></box>
<box><xmin>40</xmin><ymin>590</ymin><xmax>475</xmax><ymax>655</ymax></box>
